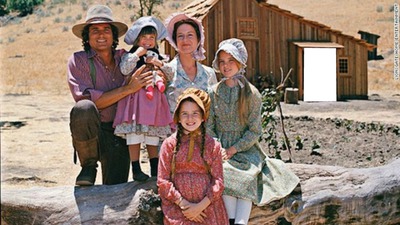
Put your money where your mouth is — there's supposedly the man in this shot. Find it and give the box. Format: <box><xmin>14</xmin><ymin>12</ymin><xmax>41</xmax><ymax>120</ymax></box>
<box><xmin>67</xmin><ymin>5</ymin><xmax>153</xmax><ymax>185</ymax></box>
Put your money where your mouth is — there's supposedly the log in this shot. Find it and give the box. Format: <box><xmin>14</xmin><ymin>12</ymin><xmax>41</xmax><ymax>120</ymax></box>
<box><xmin>2</xmin><ymin>159</ymin><xmax>400</xmax><ymax>225</ymax></box>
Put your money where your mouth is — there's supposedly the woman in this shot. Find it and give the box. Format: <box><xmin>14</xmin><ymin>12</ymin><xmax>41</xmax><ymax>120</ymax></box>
<box><xmin>161</xmin><ymin>13</ymin><xmax>218</xmax><ymax>114</ymax></box>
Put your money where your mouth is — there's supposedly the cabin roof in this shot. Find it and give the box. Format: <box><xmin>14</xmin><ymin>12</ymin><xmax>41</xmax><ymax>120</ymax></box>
<box><xmin>293</xmin><ymin>42</ymin><xmax>344</xmax><ymax>48</ymax></box>
<box><xmin>181</xmin><ymin>0</ymin><xmax>376</xmax><ymax>51</ymax></box>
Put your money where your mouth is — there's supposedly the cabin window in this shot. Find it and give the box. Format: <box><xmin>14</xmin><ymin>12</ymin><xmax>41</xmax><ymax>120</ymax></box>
<box><xmin>338</xmin><ymin>57</ymin><xmax>349</xmax><ymax>74</ymax></box>
<box><xmin>237</xmin><ymin>18</ymin><xmax>258</xmax><ymax>39</ymax></box>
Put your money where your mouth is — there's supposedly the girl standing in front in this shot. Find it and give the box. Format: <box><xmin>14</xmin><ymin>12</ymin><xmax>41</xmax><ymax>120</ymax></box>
<box><xmin>157</xmin><ymin>88</ymin><xmax>229</xmax><ymax>225</ymax></box>
<box><xmin>207</xmin><ymin>38</ymin><xmax>300</xmax><ymax>225</ymax></box>
<box><xmin>113</xmin><ymin>16</ymin><xmax>172</xmax><ymax>182</ymax></box>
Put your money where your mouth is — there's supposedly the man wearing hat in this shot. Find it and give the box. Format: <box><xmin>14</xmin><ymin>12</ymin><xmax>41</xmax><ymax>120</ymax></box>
<box><xmin>67</xmin><ymin>5</ymin><xmax>154</xmax><ymax>186</ymax></box>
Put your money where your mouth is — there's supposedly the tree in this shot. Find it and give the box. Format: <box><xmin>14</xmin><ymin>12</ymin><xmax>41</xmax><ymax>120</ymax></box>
<box><xmin>0</xmin><ymin>0</ymin><xmax>9</xmax><ymax>16</ymax></box>
<box><xmin>137</xmin><ymin>0</ymin><xmax>163</xmax><ymax>18</ymax></box>
<box><xmin>7</xmin><ymin>0</ymin><xmax>43</xmax><ymax>16</ymax></box>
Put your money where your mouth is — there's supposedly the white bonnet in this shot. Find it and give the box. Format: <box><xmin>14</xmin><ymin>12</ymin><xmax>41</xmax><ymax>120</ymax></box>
<box><xmin>124</xmin><ymin>16</ymin><xmax>167</xmax><ymax>45</ymax></box>
<box><xmin>212</xmin><ymin>38</ymin><xmax>248</xmax><ymax>73</ymax></box>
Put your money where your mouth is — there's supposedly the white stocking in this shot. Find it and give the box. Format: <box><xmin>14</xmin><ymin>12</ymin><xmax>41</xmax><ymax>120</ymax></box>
<box><xmin>222</xmin><ymin>195</ymin><xmax>252</xmax><ymax>225</ymax></box>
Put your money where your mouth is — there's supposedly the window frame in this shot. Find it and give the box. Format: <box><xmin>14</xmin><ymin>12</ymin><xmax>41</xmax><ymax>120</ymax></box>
<box><xmin>338</xmin><ymin>56</ymin><xmax>350</xmax><ymax>76</ymax></box>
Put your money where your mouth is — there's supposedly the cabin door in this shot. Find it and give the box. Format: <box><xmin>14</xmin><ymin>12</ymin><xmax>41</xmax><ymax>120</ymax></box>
<box><xmin>303</xmin><ymin>48</ymin><xmax>337</xmax><ymax>101</ymax></box>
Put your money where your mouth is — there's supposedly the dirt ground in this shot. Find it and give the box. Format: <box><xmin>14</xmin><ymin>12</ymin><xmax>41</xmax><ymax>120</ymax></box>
<box><xmin>0</xmin><ymin>92</ymin><xmax>399</xmax><ymax>190</ymax></box>
<box><xmin>266</xmin><ymin>93</ymin><xmax>400</xmax><ymax>168</ymax></box>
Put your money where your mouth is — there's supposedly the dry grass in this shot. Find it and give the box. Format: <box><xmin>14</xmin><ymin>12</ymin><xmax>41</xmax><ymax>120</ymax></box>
<box><xmin>0</xmin><ymin>0</ymin><xmax>398</xmax><ymax>96</ymax></box>
<box><xmin>0</xmin><ymin>0</ymin><xmax>192</xmax><ymax>95</ymax></box>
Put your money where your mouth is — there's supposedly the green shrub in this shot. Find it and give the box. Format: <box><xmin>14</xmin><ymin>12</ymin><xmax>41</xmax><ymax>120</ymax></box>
<box><xmin>0</xmin><ymin>0</ymin><xmax>9</xmax><ymax>16</ymax></box>
<box><xmin>7</xmin><ymin>0</ymin><xmax>44</xmax><ymax>16</ymax></box>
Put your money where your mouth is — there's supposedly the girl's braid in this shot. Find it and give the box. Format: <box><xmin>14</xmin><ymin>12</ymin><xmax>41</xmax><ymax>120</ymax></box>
<box><xmin>200</xmin><ymin>123</ymin><xmax>206</xmax><ymax>158</ymax></box>
<box><xmin>171</xmin><ymin>124</ymin><xmax>183</xmax><ymax>180</ymax></box>
<box><xmin>200</xmin><ymin>123</ymin><xmax>210</xmax><ymax>173</ymax></box>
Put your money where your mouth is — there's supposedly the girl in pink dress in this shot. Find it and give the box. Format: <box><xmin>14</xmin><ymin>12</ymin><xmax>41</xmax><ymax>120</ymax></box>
<box><xmin>157</xmin><ymin>88</ymin><xmax>229</xmax><ymax>225</ymax></box>
<box><xmin>113</xmin><ymin>16</ymin><xmax>173</xmax><ymax>182</ymax></box>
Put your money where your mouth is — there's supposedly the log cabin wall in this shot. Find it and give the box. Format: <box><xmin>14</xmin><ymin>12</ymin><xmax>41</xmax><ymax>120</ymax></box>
<box><xmin>165</xmin><ymin>0</ymin><xmax>375</xmax><ymax>100</ymax></box>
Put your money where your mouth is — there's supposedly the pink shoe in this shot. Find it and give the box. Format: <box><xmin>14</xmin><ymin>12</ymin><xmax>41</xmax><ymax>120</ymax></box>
<box><xmin>146</xmin><ymin>91</ymin><xmax>154</xmax><ymax>100</ymax></box>
<box><xmin>157</xmin><ymin>81</ymin><xmax>165</xmax><ymax>93</ymax></box>
<box><xmin>146</xmin><ymin>86</ymin><xmax>154</xmax><ymax>100</ymax></box>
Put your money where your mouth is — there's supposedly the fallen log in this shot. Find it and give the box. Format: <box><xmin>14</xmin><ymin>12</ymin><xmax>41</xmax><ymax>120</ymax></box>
<box><xmin>1</xmin><ymin>159</ymin><xmax>399</xmax><ymax>225</ymax></box>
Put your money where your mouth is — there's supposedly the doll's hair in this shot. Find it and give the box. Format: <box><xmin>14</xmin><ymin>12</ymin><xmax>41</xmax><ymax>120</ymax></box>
<box><xmin>127</xmin><ymin>47</ymin><xmax>164</xmax><ymax>69</ymax></box>
<box><xmin>82</xmin><ymin>24</ymin><xmax>119</xmax><ymax>51</ymax></box>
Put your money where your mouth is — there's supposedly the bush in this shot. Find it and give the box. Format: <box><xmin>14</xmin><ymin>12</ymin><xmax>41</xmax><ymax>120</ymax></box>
<box><xmin>0</xmin><ymin>0</ymin><xmax>9</xmax><ymax>16</ymax></box>
<box><xmin>7</xmin><ymin>0</ymin><xmax>44</xmax><ymax>16</ymax></box>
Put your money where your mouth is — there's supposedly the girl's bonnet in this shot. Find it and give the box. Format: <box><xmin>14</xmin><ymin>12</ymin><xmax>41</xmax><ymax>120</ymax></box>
<box><xmin>124</xmin><ymin>16</ymin><xmax>167</xmax><ymax>45</ymax></box>
<box><xmin>212</xmin><ymin>38</ymin><xmax>248</xmax><ymax>74</ymax></box>
<box><xmin>173</xmin><ymin>88</ymin><xmax>211</xmax><ymax>123</ymax></box>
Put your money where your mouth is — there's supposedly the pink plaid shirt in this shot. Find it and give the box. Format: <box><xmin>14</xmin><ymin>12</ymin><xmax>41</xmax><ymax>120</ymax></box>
<box><xmin>67</xmin><ymin>48</ymin><xmax>127</xmax><ymax>122</ymax></box>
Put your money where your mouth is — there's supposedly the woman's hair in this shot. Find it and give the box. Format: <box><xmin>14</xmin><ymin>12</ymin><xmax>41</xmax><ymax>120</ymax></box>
<box><xmin>172</xmin><ymin>19</ymin><xmax>201</xmax><ymax>45</ymax></box>
<box><xmin>171</xmin><ymin>98</ymin><xmax>207</xmax><ymax>180</ymax></box>
<box><xmin>131</xmin><ymin>26</ymin><xmax>158</xmax><ymax>48</ymax></box>
<box><xmin>81</xmin><ymin>24</ymin><xmax>119</xmax><ymax>51</ymax></box>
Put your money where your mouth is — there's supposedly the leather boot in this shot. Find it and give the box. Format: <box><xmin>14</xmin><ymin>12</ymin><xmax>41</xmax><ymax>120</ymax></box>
<box><xmin>74</xmin><ymin>137</ymin><xmax>99</xmax><ymax>186</ymax></box>
<box><xmin>132</xmin><ymin>161</ymin><xmax>149</xmax><ymax>182</ymax></box>
<box><xmin>150</xmin><ymin>157</ymin><xmax>159</xmax><ymax>177</ymax></box>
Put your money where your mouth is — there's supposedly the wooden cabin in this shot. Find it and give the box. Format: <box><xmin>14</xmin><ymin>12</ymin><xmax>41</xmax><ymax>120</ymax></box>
<box><xmin>164</xmin><ymin>0</ymin><xmax>376</xmax><ymax>100</ymax></box>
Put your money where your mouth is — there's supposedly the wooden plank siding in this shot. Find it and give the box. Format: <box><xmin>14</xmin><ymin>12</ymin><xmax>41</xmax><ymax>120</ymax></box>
<box><xmin>165</xmin><ymin>0</ymin><xmax>375</xmax><ymax>99</ymax></box>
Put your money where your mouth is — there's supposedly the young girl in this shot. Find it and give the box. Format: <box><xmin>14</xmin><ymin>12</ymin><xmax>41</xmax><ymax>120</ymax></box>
<box><xmin>157</xmin><ymin>88</ymin><xmax>229</xmax><ymax>225</ymax></box>
<box><xmin>207</xmin><ymin>38</ymin><xmax>300</xmax><ymax>225</ymax></box>
<box><xmin>113</xmin><ymin>16</ymin><xmax>173</xmax><ymax>182</ymax></box>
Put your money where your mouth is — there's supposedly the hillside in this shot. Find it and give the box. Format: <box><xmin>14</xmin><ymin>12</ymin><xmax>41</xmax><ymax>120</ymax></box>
<box><xmin>0</xmin><ymin>0</ymin><xmax>192</xmax><ymax>95</ymax></box>
<box><xmin>268</xmin><ymin>0</ymin><xmax>399</xmax><ymax>94</ymax></box>
<box><xmin>0</xmin><ymin>0</ymin><xmax>398</xmax><ymax>96</ymax></box>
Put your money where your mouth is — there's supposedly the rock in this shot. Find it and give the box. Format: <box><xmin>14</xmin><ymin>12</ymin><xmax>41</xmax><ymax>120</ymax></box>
<box><xmin>2</xmin><ymin>159</ymin><xmax>400</xmax><ymax>225</ymax></box>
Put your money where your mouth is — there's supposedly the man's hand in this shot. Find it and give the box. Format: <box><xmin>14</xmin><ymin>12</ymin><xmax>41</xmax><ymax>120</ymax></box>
<box><xmin>127</xmin><ymin>65</ymin><xmax>153</xmax><ymax>93</ymax></box>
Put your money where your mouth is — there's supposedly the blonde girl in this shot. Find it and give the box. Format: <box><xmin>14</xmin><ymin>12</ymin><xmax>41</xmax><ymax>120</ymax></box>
<box><xmin>207</xmin><ymin>38</ymin><xmax>300</xmax><ymax>225</ymax></box>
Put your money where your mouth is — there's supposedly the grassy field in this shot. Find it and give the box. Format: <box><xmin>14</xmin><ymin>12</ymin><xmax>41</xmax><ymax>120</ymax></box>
<box><xmin>0</xmin><ymin>0</ymin><xmax>398</xmax><ymax>96</ymax></box>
